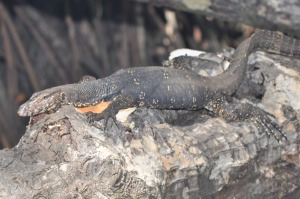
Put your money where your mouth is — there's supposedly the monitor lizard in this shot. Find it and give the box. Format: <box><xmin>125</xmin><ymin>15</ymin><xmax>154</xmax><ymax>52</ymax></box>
<box><xmin>18</xmin><ymin>30</ymin><xmax>300</xmax><ymax>142</ymax></box>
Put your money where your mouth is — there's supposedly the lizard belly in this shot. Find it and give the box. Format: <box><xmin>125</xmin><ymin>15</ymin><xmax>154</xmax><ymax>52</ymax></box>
<box><xmin>76</xmin><ymin>101</ymin><xmax>112</xmax><ymax>113</ymax></box>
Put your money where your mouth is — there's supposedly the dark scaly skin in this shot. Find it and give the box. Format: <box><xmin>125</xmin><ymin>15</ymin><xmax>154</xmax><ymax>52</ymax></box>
<box><xmin>18</xmin><ymin>30</ymin><xmax>300</xmax><ymax>142</ymax></box>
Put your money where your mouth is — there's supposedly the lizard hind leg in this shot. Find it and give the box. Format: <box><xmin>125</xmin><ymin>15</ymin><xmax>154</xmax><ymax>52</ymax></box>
<box><xmin>208</xmin><ymin>98</ymin><xmax>287</xmax><ymax>143</ymax></box>
<box><xmin>163</xmin><ymin>48</ymin><xmax>234</xmax><ymax>76</ymax></box>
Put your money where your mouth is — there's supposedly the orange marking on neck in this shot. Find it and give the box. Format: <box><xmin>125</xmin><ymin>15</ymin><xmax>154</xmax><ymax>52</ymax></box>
<box><xmin>76</xmin><ymin>101</ymin><xmax>112</xmax><ymax>113</ymax></box>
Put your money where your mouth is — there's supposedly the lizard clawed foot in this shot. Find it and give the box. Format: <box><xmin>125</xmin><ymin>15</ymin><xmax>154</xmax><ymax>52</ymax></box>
<box><xmin>209</xmin><ymin>99</ymin><xmax>287</xmax><ymax>143</ymax></box>
<box><xmin>249</xmin><ymin>108</ymin><xmax>287</xmax><ymax>143</ymax></box>
<box><xmin>86</xmin><ymin>112</ymin><xmax>98</xmax><ymax>123</ymax></box>
<box><xmin>86</xmin><ymin>112</ymin><xmax>120</xmax><ymax>132</ymax></box>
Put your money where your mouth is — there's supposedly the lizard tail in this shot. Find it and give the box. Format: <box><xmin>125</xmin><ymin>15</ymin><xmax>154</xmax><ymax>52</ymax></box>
<box><xmin>253</xmin><ymin>30</ymin><xmax>300</xmax><ymax>58</ymax></box>
<box><xmin>212</xmin><ymin>30</ymin><xmax>300</xmax><ymax>96</ymax></box>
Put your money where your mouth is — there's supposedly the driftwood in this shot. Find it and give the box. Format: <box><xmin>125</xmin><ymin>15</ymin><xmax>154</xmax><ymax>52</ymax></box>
<box><xmin>137</xmin><ymin>0</ymin><xmax>300</xmax><ymax>36</ymax></box>
<box><xmin>0</xmin><ymin>49</ymin><xmax>299</xmax><ymax>198</ymax></box>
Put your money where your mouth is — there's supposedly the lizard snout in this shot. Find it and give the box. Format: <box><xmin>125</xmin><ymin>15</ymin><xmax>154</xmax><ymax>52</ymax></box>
<box><xmin>17</xmin><ymin>103</ymin><xmax>30</xmax><ymax>116</ymax></box>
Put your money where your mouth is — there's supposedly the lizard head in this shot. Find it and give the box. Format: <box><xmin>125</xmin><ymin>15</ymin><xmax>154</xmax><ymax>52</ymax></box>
<box><xmin>18</xmin><ymin>88</ymin><xmax>66</xmax><ymax>117</ymax></box>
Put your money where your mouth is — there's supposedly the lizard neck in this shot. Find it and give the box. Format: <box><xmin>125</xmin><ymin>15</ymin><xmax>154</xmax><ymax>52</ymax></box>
<box><xmin>62</xmin><ymin>77</ymin><xmax>122</xmax><ymax>107</ymax></box>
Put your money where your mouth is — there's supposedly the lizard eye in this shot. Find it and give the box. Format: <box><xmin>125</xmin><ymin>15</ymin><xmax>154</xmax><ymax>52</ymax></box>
<box><xmin>43</xmin><ymin>95</ymin><xmax>50</xmax><ymax>100</ymax></box>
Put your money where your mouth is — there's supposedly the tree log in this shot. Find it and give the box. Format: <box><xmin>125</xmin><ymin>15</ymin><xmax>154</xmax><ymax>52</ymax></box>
<box><xmin>0</xmin><ymin>51</ymin><xmax>299</xmax><ymax>198</ymax></box>
<box><xmin>135</xmin><ymin>0</ymin><xmax>300</xmax><ymax>36</ymax></box>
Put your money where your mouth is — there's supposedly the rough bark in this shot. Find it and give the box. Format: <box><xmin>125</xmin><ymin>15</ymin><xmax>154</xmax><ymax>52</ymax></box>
<box><xmin>0</xmin><ymin>51</ymin><xmax>299</xmax><ymax>198</ymax></box>
<box><xmin>135</xmin><ymin>0</ymin><xmax>300</xmax><ymax>36</ymax></box>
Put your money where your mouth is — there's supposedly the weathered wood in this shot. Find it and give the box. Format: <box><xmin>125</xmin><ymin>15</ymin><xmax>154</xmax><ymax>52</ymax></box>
<box><xmin>0</xmin><ymin>51</ymin><xmax>299</xmax><ymax>198</ymax></box>
<box><xmin>134</xmin><ymin>0</ymin><xmax>300</xmax><ymax>36</ymax></box>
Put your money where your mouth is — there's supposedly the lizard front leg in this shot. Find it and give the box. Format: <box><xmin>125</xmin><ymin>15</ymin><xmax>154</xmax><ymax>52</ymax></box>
<box><xmin>83</xmin><ymin>95</ymin><xmax>136</xmax><ymax>123</ymax></box>
<box><xmin>208</xmin><ymin>97</ymin><xmax>287</xmax><ymax>143</ymax></box>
